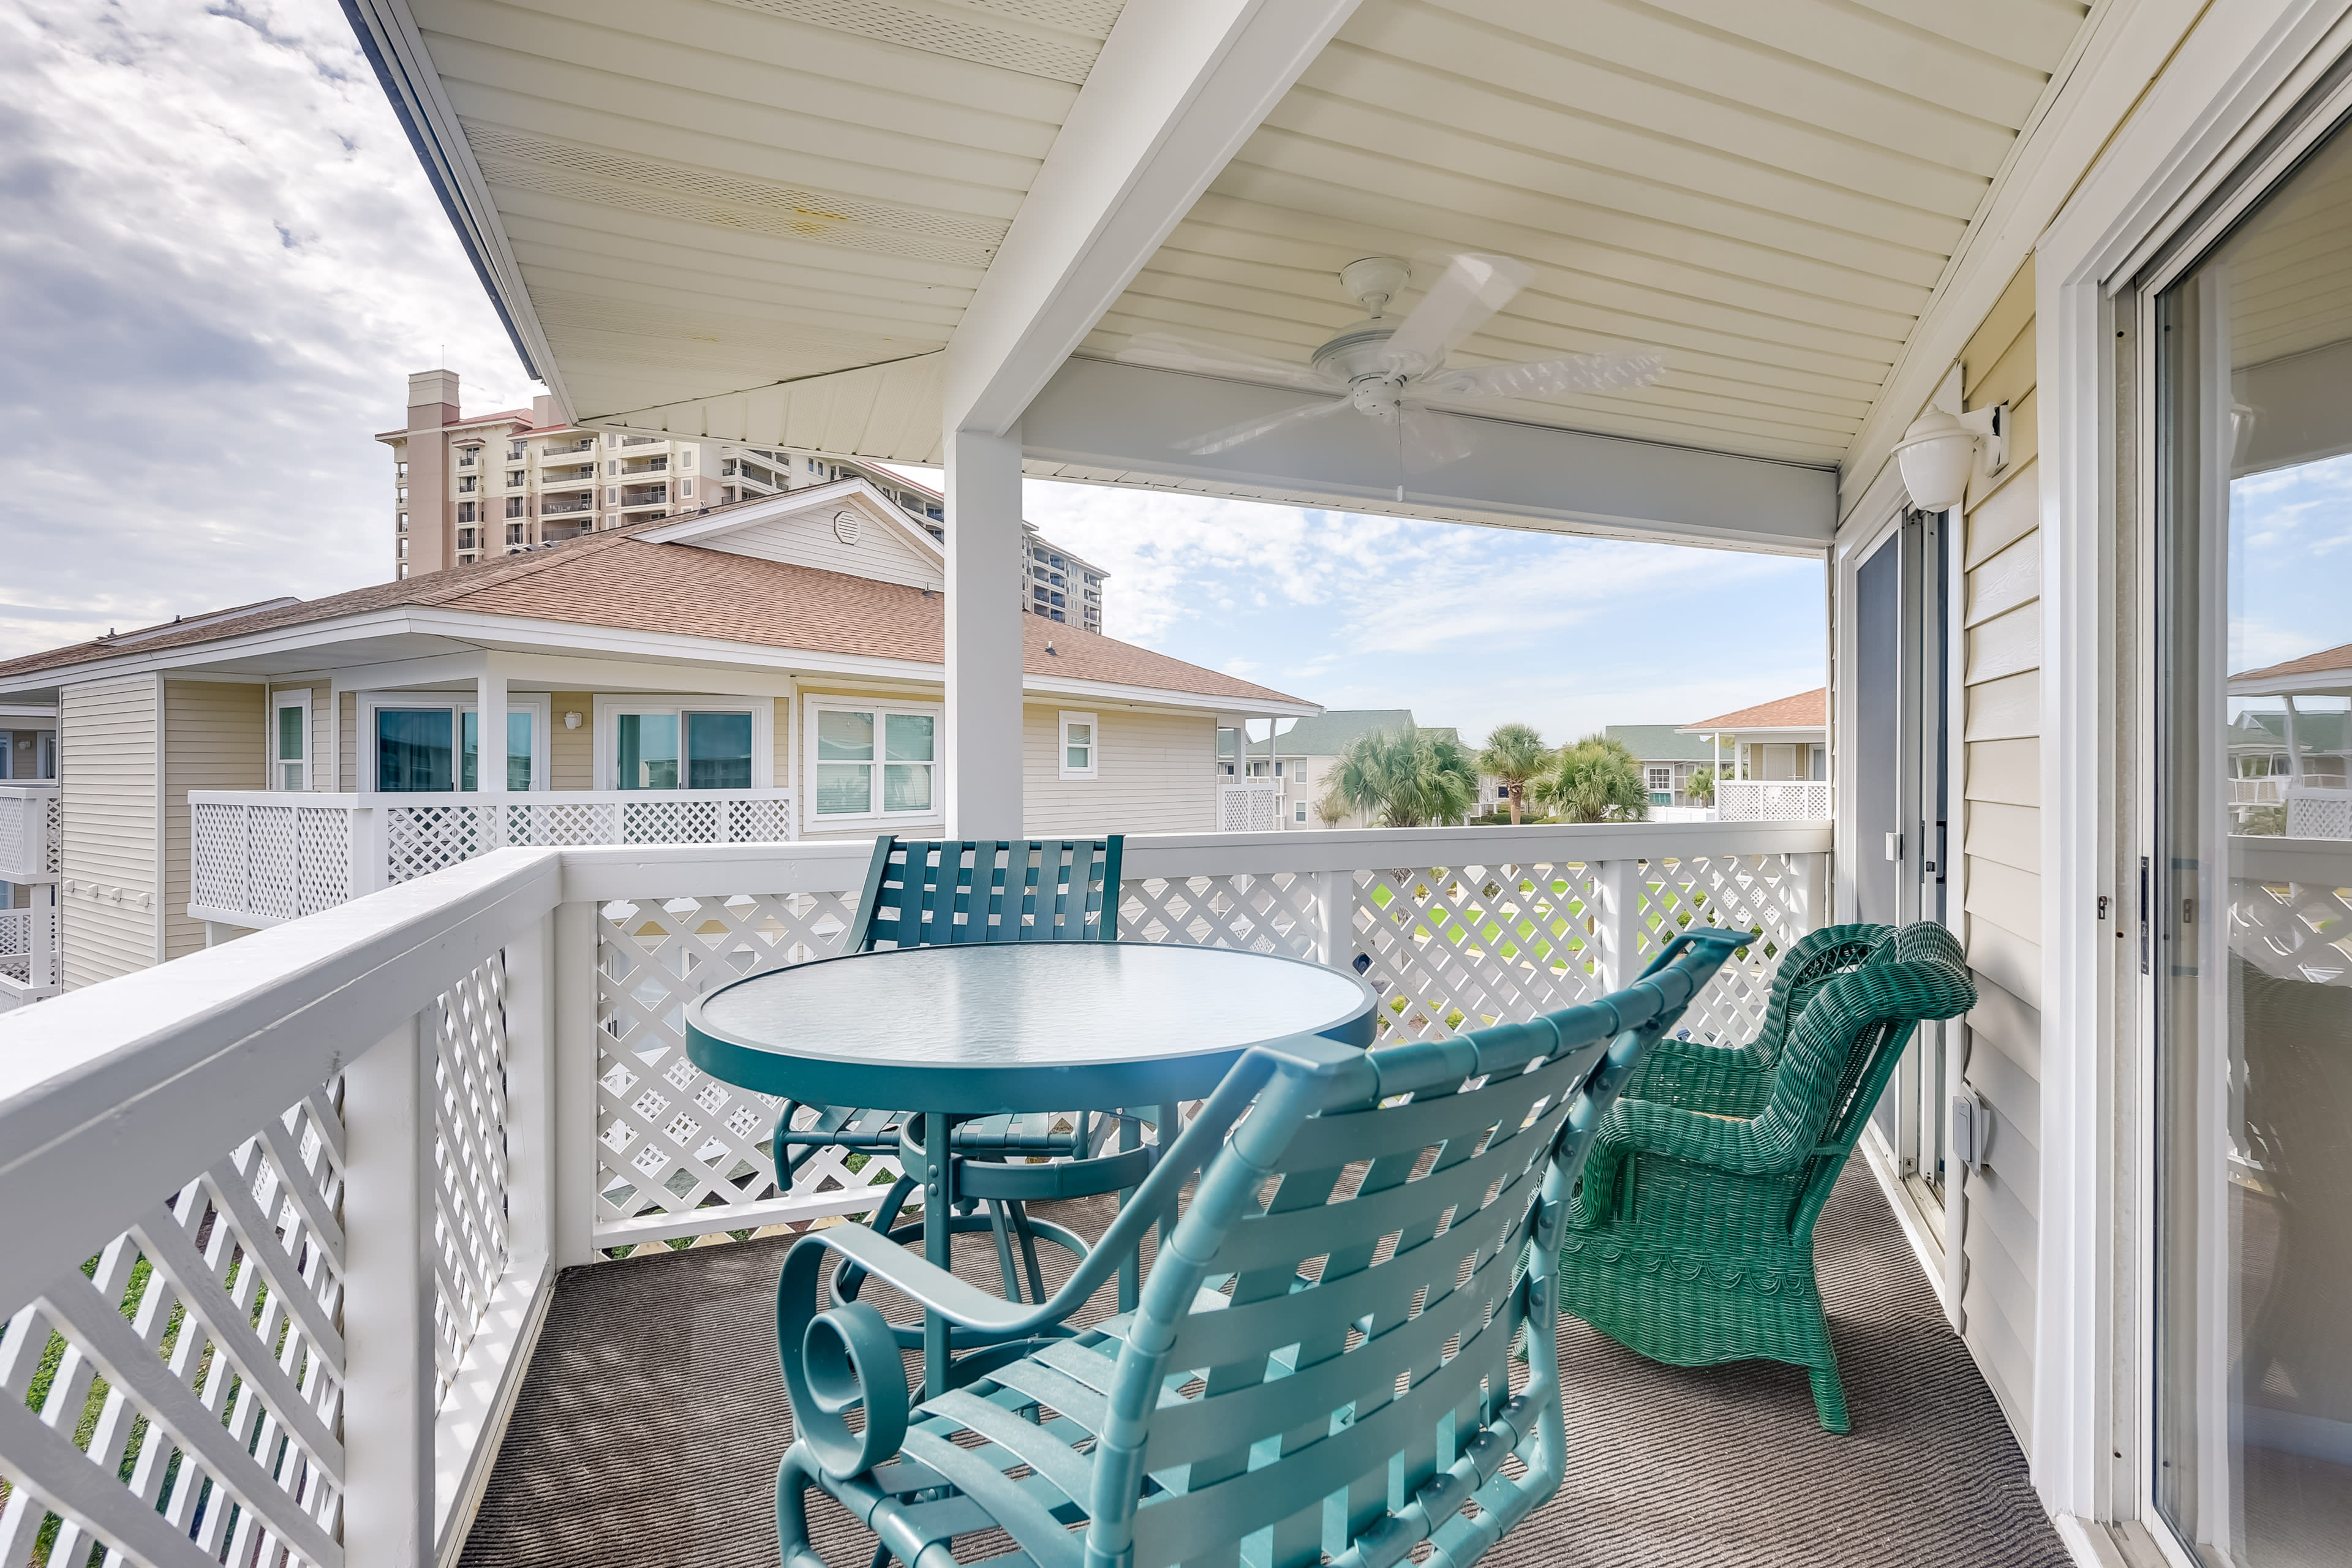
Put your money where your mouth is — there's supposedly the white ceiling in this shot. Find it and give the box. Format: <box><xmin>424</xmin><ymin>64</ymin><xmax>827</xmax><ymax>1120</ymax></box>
<box><xmin>377</xmin><ymin>0</ymin><xmax>2099</xmax><ymax>523</ymax></box>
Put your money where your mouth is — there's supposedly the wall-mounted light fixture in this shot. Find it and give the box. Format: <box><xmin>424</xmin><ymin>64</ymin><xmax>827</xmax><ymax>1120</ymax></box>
<box><xmin>1892</xmin><ymin>403</ymin><xmax>2007</xmax><ymax>513</ymax></box>
<box><xmin>564</xmin><ymin>711</ymin><xmax>582</xmax><ymax>730</ymax></box>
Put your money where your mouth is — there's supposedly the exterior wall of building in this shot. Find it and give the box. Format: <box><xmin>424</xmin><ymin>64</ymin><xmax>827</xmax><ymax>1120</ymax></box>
<box><xmin>339</xmin><ymin>691</ymin><xmax>358</xmax><ymax>790</ymax></box>
<box><xmin>161</xmin><ymin>682</ymin><xmax>265</xmax><ymax>961</ymax></box>
<box><xmin>1022</xmin><ymin>705</ymin><xmax>1216</xmax><ymax>836</ymax></box>
<box><xmin>59</xmin><ymin>674</ymin><xmax>159</xmax><ymax>988</ymax></box>
<box><xmin>1956</xmin><ymin>255</ymin><xmax>2043</xmax><ymax>1444</ymax></box>
<box><xmin>264</xmin><ymin>683</ymin><xmax>330</xmax><ymax>792</ymax></box>
<box><xmin>549</xmin><ymin>692</ymin><xmax>594</xmax><ymax>790</ymax></box>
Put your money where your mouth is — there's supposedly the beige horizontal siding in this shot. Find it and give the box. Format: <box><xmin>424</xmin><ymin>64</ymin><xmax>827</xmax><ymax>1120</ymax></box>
<box><xmin>1964</xmin><ymin>670</ymin><xmax>2039</xmax><ymax>741</ymax></box>
<box><xmin>549</xmin><ymin>692</ymin><xmax>593</xmax><ymax>790</ymax></box>
<box><xmin>1022</xmin><ymin>706</ymin><xmax>1215</xmax><ymax>836</ymax></box>
<box><xmin>1952</xmin><ymin>254</ymin><xmax>2040</xmax><ymax>1449</ymax></box>
<box><xmin>163</xmin><ymin>682</ymin><xmax>266</xmax><ymax>961</ymax></box>
<box><xmin>60</xmin><ymin>674</ymin><xmax>159</xmax><ymax>988</ymax></box>
<box><xmin>339</xmin><ymin>692</ymin><xmax>356</xmax><ymax>791</ymax></box>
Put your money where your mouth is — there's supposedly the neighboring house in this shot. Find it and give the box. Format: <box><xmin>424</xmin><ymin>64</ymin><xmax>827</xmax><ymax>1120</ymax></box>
<box><xmin>0</xmin><ymin>478</ymin><xmax>1308</xmax><ymax>1001</ymax></box>
<box><xmin>385</xmin><ymin>370</ymin><xmax>1107</xmax><ymax>632</ymax></box>
<box><xmin>1219</xmin><ymin>710</ymin><xmax>1463</xmax><ymax>829</ymax></box>
<box><xmin>1602</xmin><ymin>724</ymin><xmax>1717</xmax><ymax>809</ymax></box>
<box><xmin>1679</xmin><ymin>688</ymin><xmax>1829</xmax><ymax>821</ymax></box>
<box><xmin>0</xmin><ymin>703</ymin><xmax>59</xmax><ymax>1008</ymax></box>
<box><xmin>2227</xmin><ymin>641</ymin><xmax>2352</xmax><ymax>837</ymax></box>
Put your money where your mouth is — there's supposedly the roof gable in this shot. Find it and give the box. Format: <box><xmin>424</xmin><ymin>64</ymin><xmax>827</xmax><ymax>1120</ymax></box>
<box><xmin>637</xmin><ymin>480</ymin><xmax>943</xmax><ymax>590</ymax></box>
<box><xmin>1680</xmin><ymin>688</ymin><xmax>1827</xmax><ymax>734</ymax></box>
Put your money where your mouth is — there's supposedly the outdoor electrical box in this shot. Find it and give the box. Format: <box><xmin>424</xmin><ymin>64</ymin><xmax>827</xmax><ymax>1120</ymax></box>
<box><xmin>1951</xmin><ymin>1089</ymin><xmax>1991</xmax><ymax>1175</ymax></box>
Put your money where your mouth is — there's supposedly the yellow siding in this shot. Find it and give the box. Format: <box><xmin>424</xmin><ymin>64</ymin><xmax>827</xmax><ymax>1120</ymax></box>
<box><xmin>162</xmin><ymin>683</ymin><xmax>266</xmax><ymax>961</ymax></box>
<box><xmin>1953</xmin><ymin>252</ymin><xmax>2041</xmax><ymax>1446</ymax></box>
<box><xmin>339</xmin><ymin>692</ymin><xmax>356</xmax><ymax>790</ymax></box>
<box><xmin>773</xmin><ymin>696</ymin><xmax>791</xmax><ymax>795</ymax></box>
<box><xmin>1022</xmin><ymin>706</ymin><xmax>1216</xmax><ymax>836</ymax></box>
<box><xmin>549</xmin><ymin>692</ymin><xmax>593</xmax><ymax>790</ymax></box>
<box><xmin>60</xmin><ymin>674</ymin><xmax>159</xmax><ymax>987</ymax></box>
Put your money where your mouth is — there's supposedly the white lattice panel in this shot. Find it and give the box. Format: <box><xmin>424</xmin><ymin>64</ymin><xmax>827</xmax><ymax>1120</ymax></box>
<box><xmin>1120</xmin><ymin>873</ymin><xmax>1319</xmax><ymax>957</ymax></box>
<box><xmin>41</xmin><ymin>797</ymin><xmax>58</xmax><ymax>878</ymax></box>
<box><xmin>296</xmin><ymin>810</ymin><xmax>351</xmax><ymax>915</ymax></box>
<box><xmin>1349</xmin><ymin>861</ymin><xmax>1608</xmax><ymax>1041</ymax></box>
<box><xmin>249</xmin><ymin>805</ymin><xmax>301</xmax><ymax>924</ymax></box>
<box><xmin>385</xmin><ymin>804</ymin><xmax>492</xmax><ymax>884</ymax></box>
<box><xmin>0</xmin><ymin>1087</ymin><xmax>349</xmax><ymax>1568</ymax></box>
<box><xmin>1645</xmin><ymin>853</ymin><xmax>1811</xmax><ymax>1043</ymax></box>
<box><xmin>620</xmin><ymin>798</ymin><xmax>723</xmax><ymax>845</ymax></box>
<box><xmin>2285</xmin><ymin>787</ymin><xmax>2352</xmax><ymax>840</ymax></box>
<box><xmin>189</xmin><ymin>802</ymin><xmax>247</xmax><ymax>914</ymax></box>
<box><xmin>1217</xmin><ymin>783</ymin><xmax>1280</xmax><ymax>832</ymax></box>
<box><xmin>2231</xmin><ymin>875</ymin><xmax>2352</xmax><ymax>986</ymax></box>
<box><xmin>593</xmin><ymin>891</ymin><xmax>905</xmax><ymax>1248</ymax></box>
<box><xmin>429</xmin><ymin>953</ymin><xmax>510</xmax><ymax>1409</ymax></box>
<box><xmin>505</xmin><ymin>801</ymin><xmax>619</xmax><ymax>847</ymax></box>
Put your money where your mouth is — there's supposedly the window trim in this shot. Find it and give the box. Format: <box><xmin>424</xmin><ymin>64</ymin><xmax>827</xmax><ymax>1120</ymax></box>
<box><xmin>801</xmin><ymin>698</ymin><xmax>941</xmax><ymax>824</ymax></box>
<box><xmin>594</xmin><ymin>694</ymin><xmax>772</xmax><ymax>791</ymax></box>
<box><xmin>272</xmin><ymin>689</ymin><xmax>311</xmax><ymax>793</ymax></box>
<box><xmin>360</xmin><ymin>692</ymin><xmax>549</xmax><ymax>793</ymax></box>
<box><xmin>1058</xmin><ymin>710</ymin><xmax>1099</xmax><ymax>780</ymax></box>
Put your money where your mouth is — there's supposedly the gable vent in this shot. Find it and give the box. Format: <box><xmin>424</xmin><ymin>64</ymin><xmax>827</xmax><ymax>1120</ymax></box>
<box><xmin>833</xmin><ymin>510</ymin><xmax>863</xmax><ymax>545</ymax></box>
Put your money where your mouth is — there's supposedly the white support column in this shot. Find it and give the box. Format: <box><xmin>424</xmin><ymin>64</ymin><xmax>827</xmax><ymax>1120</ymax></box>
<box><xmin>551</xmin><ymin>900</ymin><xmax>600</xmax><ymax>1268</ymax></box>
<box><xmin>341</xmin><ymin>1015</ymin><xmax>434</xmax><ymax>1568</ymax></box>
<box><xmin>944</xmin><ymin>424</ymin><xmax>1026</xmax><ymax>839</ymax></box>
<box><xmin>1317</xmin><ymin>870</ymin><xmax>1357</xmax><ymax>972</ymax></box>
<box><xmin>29</xmin><ymin>892</ymin><xmax>55</xmax><ymax>991</ymax></box>
<box><xmin>503</xmin><ymin>910</ymin><xmax>557</xmax><ymax>1278</ymax></box>
<box><xmin>1597</xmin><ymin>858</ymin><xmax>1643</xmax><ymax>993</ymax></box>
<box><xmin>477</xmin><ymin>670</ymin><xmax>508</xmax><ymax>799</ymax></box>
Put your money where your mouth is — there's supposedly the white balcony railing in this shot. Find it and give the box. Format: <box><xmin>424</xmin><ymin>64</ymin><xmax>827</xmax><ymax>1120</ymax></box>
<box><xmin>0</xmin><ymin>783</ymin><xmax>62</xmax><ymax>883</ymax></box>
<box><xmin>1713</xmin><ymin>778</ymin><xmax>1831</xmax><ymax>821</ymax></box>
<box><xmin>0</xmin><ymin>897</ymin><xmax>59</xmax><ymax>1006</ymax></box>
<box><xmin>187</xmin><ymin>789</ymin><xmax>796</xmax><ymax>928</ymax></box>
<box><xmin>0</xmin><ymin>820</ymin><xmax>1825</xmax><ymax>1567</ymax></box>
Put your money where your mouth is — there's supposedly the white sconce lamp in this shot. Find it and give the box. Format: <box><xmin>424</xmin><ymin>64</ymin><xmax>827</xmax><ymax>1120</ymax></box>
<box><xmin>1893</xmin><ymin>404</ymin><xmax>2007</xmax><ymax>512</ymax></box>
<box><xmin>564</xmin><ymin>710</ymin><xmax>582</xmax><ymax>730</ymax></box>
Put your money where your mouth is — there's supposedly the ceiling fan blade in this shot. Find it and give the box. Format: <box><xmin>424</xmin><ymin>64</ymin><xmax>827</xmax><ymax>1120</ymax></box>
<box><xmin>1117</xmin><ymin>333</ymin><xmax>1341</xmax><ymax>393</ymax></box>
<box><xmin>1398</xmin><ymin>404</ymin><xmax>1476</xmax><ymax>472</ymax></box>
<box><xmin>1380</xmin><ymin>254</ymin><xmax>1531</xmax><ymax>376</ymax></box>
<box><xmin>1423</xmin><ymin>349</ymin><xmax>1667</xmax><ymax>402</ymax></box>
<box><xmin>1176</xmin><ymin>394</ymin><xmax>1354</xmax><ymax>457</ymax></box>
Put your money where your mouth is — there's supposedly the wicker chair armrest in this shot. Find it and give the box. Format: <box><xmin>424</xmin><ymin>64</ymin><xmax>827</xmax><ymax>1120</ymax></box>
<box><xmin>1627</xmin><ymin>1039</ymin><xmax>1771</xmax><ymax>1116</ymax></box>
<box><xmin>1594</xmin><ymin>1097</ymin><xmax>1801</xmax><ymax>1177</ymax></box>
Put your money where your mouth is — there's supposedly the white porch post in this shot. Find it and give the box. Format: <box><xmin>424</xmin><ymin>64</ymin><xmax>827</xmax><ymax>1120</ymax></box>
<box><xmin>477</xmin><ymin>669</ymin><xmax>508</xmax><ymax>798</ymax></box>
<box><xmin>341</xmin><ymin>1014</ymin><xmax>434</xmax><ymax>1568</ymax></box>
<box><xmin>944</xmin><ymin>424</ymin><xmax>1026</xmax><ymax>839</ymax></box>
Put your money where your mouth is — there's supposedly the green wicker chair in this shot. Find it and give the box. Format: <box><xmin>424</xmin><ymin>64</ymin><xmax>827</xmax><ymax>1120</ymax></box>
<box><xmin>1558</xmin><ymin>921</ymin><xmax>1975</xmax><ymax>1433</ymax></box>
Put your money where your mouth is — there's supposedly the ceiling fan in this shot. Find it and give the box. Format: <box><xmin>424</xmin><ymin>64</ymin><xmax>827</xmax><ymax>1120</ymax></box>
<box><xmin>1117</xmin><ymin>253</ymin><xmax>1665</xmax><ymax>477</ymax></box>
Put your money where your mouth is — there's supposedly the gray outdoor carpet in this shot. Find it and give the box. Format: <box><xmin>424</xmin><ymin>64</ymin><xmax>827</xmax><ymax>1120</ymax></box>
<box><xmin>456</xmin><ymin>1161</ymin><xmax>2069</xmax><ymax>1568</ymax></box>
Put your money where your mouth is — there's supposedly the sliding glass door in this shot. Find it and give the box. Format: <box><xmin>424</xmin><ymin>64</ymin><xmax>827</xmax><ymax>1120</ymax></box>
<box><xmin>2154</xmin><ymin>109</ymin><xmax>2352</xmax><ymax>1567</ymax></box>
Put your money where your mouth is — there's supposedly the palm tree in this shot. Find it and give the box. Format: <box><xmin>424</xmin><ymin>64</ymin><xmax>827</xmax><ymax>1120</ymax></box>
<box><xmin>1329</xmin><ymin>723</ymin><xmax>1478</xmax><ymax>827</ymax></box>
<box><xmin>1533</xmin><ymin>733</ymin><xmax>1650</xmax><ymax>823</ymax></box>
<box><xmin>1478</xmin><ymin>722</ymin><xmax>1550</xmax><ymax>824</ymax></box>
<box><xmin>1686</xmin><ymin>766</ymin><xmax>1717</xmax><ymax>807</ymax></box>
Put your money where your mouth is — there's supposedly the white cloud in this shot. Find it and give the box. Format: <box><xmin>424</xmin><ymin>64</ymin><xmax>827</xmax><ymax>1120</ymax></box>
<box><xmin>0</xmin><ymin>0</ymin><xmax>533</xmax><ymax>658</ymax></box>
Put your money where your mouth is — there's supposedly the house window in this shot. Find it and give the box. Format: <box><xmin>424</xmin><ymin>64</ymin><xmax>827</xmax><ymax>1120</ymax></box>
<box><xmin>679</xmin><ymin>450</ymin><xmax>693</xmax><ymax>468</ymax></box>
<box><xmin>1059</xmin><ymin>712</ymin><xmax>1096</xmax><ymax>780</ymax></box>
<box><xmin>507</xmin><ymin>469</ymin><xmax>525</xmax><ymax>487</ymax></box>
<box><xmin>396</xmin><ymin>460</ymin><xmax>409</xmax><ymax>478</ymax></box>
<box><xmin>458</xmin><ymin>502</ymin><xmax>476</xmax><ymax>523</ymax></box>
<box><xmin>508</xmin><ymin>442</ymin><xmax>525</xmax><ymax>461</ymax></box>
<box><xmin>274</xmin><ymin>692</ymin><xmax>309</xmax><ymax>791</ymax></box>
<box><xmin>396</xmin><ymin>537</ymin><xmax>409</xmax><ymax>560</ymax></box>
<box><xmin>810</xmin><ymin>704</ymin><xmax>936</xmax><ymax>817</ymax></box>
<box><xmin>458</xmin><ymin>475</ymin><xmax>477</xmax><ymax>492</ymax></box>
<box><xmin>681</xmin><ymin>478</ymin><xmax>693</xmax><ymax>498</ymax></box>
<box><xmin>507</xmin><ymin>523</ymin><xmax>526</xmax><ymax>545</ymax></box>
<box><xmin>1647</xmin><ymin>767</ymin><xmax>1672</xmax><ymax>793</ymax></box>
<box><xmin>458</xmin><ymin>448</ymin><xmax>477</xmax><ymax>467</ymax></box>
<box><xmin>506</xmin><ymin>497</ymin><xmax>526</xmax><ymax>518</ymax></box>
<box><xmin>611</xmin><ymin>707</ymin><xmax>756</xmax><ymax>790</ymax></box>
<box><xmin>1294</xmin><ymin>801</ymin><xmax>1307</xmax><ymax>823</ymax></box>
<box><xmin>370</xmin><ymin>699</ymin><xmax>542</xmax><ymax>791</ymax></box>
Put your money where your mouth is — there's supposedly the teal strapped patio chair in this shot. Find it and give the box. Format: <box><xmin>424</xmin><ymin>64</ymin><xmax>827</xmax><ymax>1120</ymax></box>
<box><xmin>1559</xmin><ymin>921</ymin><xmax>1975</xmax><ymax>1433</ymax></box>
<box><xmin>774</xmin><ymin>928</ymin><xmax>1751</xmax><ymax>1568</ymax></box>
<box><xmin>773</xmin><ymin>837</ymin><xmax>1136</xmax><ymax>1310</ymax></box>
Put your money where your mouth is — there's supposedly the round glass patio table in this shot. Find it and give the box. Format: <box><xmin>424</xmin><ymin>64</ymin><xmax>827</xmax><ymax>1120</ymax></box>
<box><xmin>685</xmin><ymin>940</ymin><xmax>1378</xmax><ymax>1391</ymax></box>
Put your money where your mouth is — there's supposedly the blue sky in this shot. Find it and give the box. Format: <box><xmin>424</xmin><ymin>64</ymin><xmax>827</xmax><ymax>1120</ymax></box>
<box><xmin>2231</xmin><ymin>451</ymin><xmax>2352</xmax><ymax>678</ymax></box>
<box><xmin>0</xmin><ymin>0</ymin><xmax>1825</xmax><ymax>750</ymax></box>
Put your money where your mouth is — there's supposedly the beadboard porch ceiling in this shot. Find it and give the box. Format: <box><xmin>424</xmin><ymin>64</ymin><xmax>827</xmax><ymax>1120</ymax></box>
<box><xmin>357</xmin><ymin>0</ymin><xmax>2099</xmax><ymax>543</ymax></box>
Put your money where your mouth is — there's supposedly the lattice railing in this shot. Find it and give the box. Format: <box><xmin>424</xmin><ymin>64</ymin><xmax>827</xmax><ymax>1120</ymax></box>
<box><xmin>592</xmin><ymin>891</ymin><xmax>889</xmax><ymax>1251</ymax></box>
<box><xmin>2231</xmin><ymin>873</ymin><xmax>2352</xmax><ymax>986</ymax></box>
<box><xmin>190</xmin><ymin>800</ymin><xmax>353</xmax><ymax>924</ymax></box>
<box><xmin>0</xmin><ymin>788</ymin><xmax>58</xmax><ymax>885</ymax></box>
<box><xmin>589</xmin><ymin>835</ymin><xmax>1825</xmax><ymax>1246</ymax></box>
<box><xmin>429</xmin><ymin>952</ymin><xmax>510</xmax><ymax>1413</ymax></box>
<box><xmin>1715</xmin><ymin>780</ymin><xmax>1831</xmax><ymax>821</ymax></box>
<box><xmin>0</xmin><ymin>1084</ymin><xmax>349</xmax><ymax>1568</ymax></box>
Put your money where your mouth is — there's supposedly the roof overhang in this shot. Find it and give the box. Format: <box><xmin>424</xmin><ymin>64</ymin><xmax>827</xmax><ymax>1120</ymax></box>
<box><xmin>342</xmin><ymin>1</ymin><xmax>2114</xmax><ymax>557</ymax></box>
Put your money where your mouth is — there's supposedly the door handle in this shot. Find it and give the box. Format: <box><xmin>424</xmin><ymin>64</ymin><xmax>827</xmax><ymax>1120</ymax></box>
<box><xmin>1884</xmin><ymin>831</ymin><xmax>1902</xmax><ymax>863</ymax></box>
